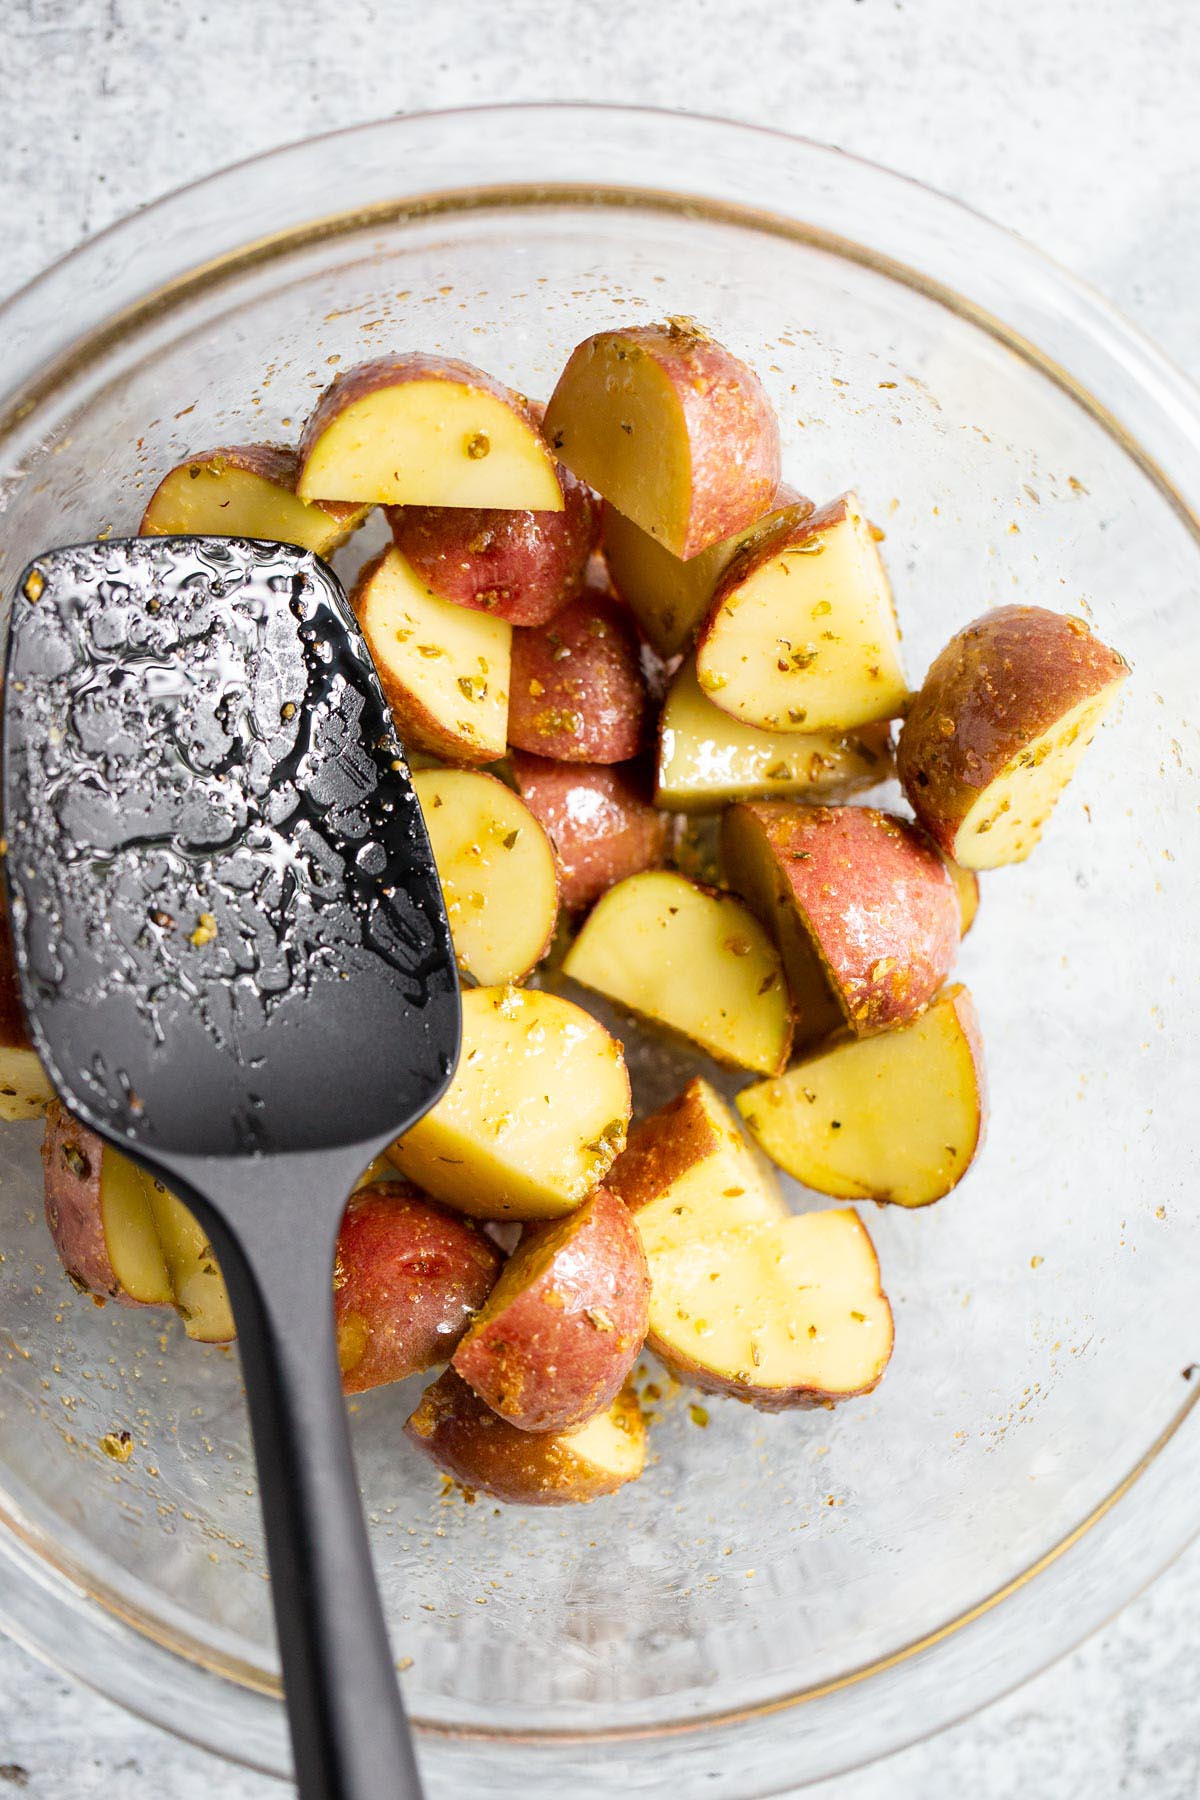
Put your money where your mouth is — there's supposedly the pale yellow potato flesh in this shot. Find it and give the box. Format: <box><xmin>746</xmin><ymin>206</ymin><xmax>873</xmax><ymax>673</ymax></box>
<box><xmin>544</xmin><ymin>348</ymin><xmax>690</xmax><ymax>551</ymax></box>
<box><xmin>648</xmin><ymin>1208</ymin><xmax>892</xmax><ymax>1402</ymax></box>
<box><xmin>697</xmin><ymin>496</ymin><xmax>908</xmax><ymax>731</ymax></box>
<box><xmin>656</xmin><ymin>657</ymin><xmax>892</xmax><ymax>811</ymax></box>
<box><xmin>951</xmin><ymin>683</ymin><xmax>1123</xmax><ymax>869</ymax></box>
<box><xmin>603</xmin><ymin>507</ymin><xmax>745</xmax><ymax>657</ymax></box>
<box><xmin>562</xmin><ymin>871</ymin><xmax>792</xmax><ymax>1076</ymax></box>
<box><xmin>298</xmin><ymin>380</ymin><xmax>562</xmax><ymax>509</ymax></box>
<box><xmin>388</xmin><ymin>985</ymin><xmax>631</xmax><ymax>1219</ymax></box>
<box><xmin>0</xmin><ymin>1044</ymin><xmax>55</xmax><ymax>1121</ymax></box>
<box><xmin>737</xmin><ymin>986</ymin><xmax>985</xmax><ymax>1207</ymax></box>
<box><xmin>945</xmin><ymin>859</ymin><xmax>981</xmax><ymax>935</ymax></box>
<box><xmin>414</xmin><ymin>769</ymin><xmax>558</xmax><ymax>985</ymax></box>
<box><xmin>560</xmin><ymin>1394</ymin><xmax>646</xmax><ymax>1485</ymax></box>
<box><xmin>143</xmin><ymin>1177</ymin><xmax>235</xmax><ymax>1343</ymax></box>
<box><xmin>101</xmin><ymin>1149</ymin><xmax>173</xmax><ymax>1306</ymax></box>
<box><xmin>140</xmin><ymin>463</ymin><xmax>364</xmax><ymax>556</ymax></box>
<box><xmin>624</xmin><ymin>1080</ymin><xmax>787</xmax><ymax>1262</ymax></box>
<box><xmin>357</xmin><ymin>550</ymin><xmax>511</xmax><ymax>762</ymax></box>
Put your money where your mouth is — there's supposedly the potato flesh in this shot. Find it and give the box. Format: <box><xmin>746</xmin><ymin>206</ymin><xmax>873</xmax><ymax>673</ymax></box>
<box><xmin>562</xmin><ymin>871</ymin><xmax>791</xmax><ymax>1076</ymax></box>
<box><xmin>657</xmin><ymin>658</ymin><xmax>891</xmax><ymax>810</ymax></box>
<box><xmin>144</xmin><ymin>1178</ymin><xmax>235</xmax><ymax>1342</ymax></box>
<box><xmin>649</xmin><ymin>1209</ymin><xmax>892</xmax><ymax>1399</ymax></box>
<box><xmin>358</xmin><ymin>550</ymin><xmax>510</xmax><ymax>760</ymax></box>
<box><xmin>560</xmin><ymin>1391</ymin><xmax>646</xmax><ymax>1484</ymax></box>
<box><xmin>101</xmin><ymin>1149</ymin><xmax>174</xmax><ymax>1305</ymax></box>
<box><xmin>298</xmin><ymin>379</ymin><xmax>562</xmax><ymax>509</ymax></box>
<box><xmin>140</xmin><ymin>463</ymin><xmax>359</xmax><ymax>556</ymax></box>
<box><xmin>738</xmin><ymin>987</ymin><xmax>985</xmax><ymax>1207</ymax></box>
<box><xmin>389</xmin><ymin>985</ymin><xmax>630</xmax><ymax>1219</ymax></box>
<box><xmin>603</xmin><ymin>507</ymin><xmax>742</xmax><ymax>657</ymax></box>
<box><xmin>952</xmin><ymin>684</ymin><xmax>1122</xmax><ymax>869</ymax></box>
<box><xmin>628</xmin><ymin>1082</ymin><xmax>787</xmax><ymax>1261</ymax></box>
<box><xmin>698</xmin><ymin>500</ymin><xmax>907</xmax><ymax>731</ymax></box>
<box><xmin>413</xmin><ymin>769</ymin><xmax>558</xmax><ymax>985</ymax></box>
<box><xmin>0</xmin><ymin>1044</ymin><xmax>54</xmax><ymax>1121</ymax></box>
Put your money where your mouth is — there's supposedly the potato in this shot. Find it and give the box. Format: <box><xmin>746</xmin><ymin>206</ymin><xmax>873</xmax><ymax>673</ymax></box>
<box><xmin>544</xmin><ymin>319</ymin><xmax>780</xmax><ymax>559</ymax></box>
<box><xmin>452</xmin><ymin>1186</ymin><xmax>648</xmax><ymax>1432</ymax></box>
<box><xmin>722</xmin><ymin>803</ymin><xmax>959</xmax><ymax>1044</ymax></box>
<box><xmin>646</xmin><ymin>1208</ymin><xmax>893</xmax><ymax>1409</ymax></box>
<box><xmin>607</xmin><ymin>1076</ymin><xmax>787</xmax><ymax>1258</ymax></box>
<box><xmin>507</xmin><ymin>588</ymin><xmax>647</xmax><ymax>763</ymax></box>
<box><xmin>352</xmin><ymin>548</ymin><xmax>510</xmax><ymax>763</ymax></box>
<box><xmin>738</xmin><ymin>984</ymin><xmax>987</xmax><ymax>1207</ymax></box>
<box><xmin>413</xmin><ymin>768</ymin><xmax>558</xmax><ymax>984</ymax></box>
<box><xmin>945</xmin><ymin>859</ymin><xmax>980</xmax><ymax>935</ymax></box>
<box><xmin>41</xmin><ymin>1103</ymin><xmax>173</xmax><ymax>1306</ymax></box>
<box><xmin>510</xmin><ymin>752</ymin><xmax>669</xmax><ymax>913</ymax></box>
<box><xmin>656</xmin><ymin>656</ymin><xmax>894</xmax><ymax>812</ymax></box>
<box><xmin>602</xmin><ymin>484</ymin><xmax>807</xmax><ymax>657</ymax></box>
<box><xmin>139</xmin><ymin>444</ymin><xmax>368</xmax><ymax>556</ymax></box>
<box><xmin>297</xmin><ymin>354</ymin><xmax>562</xmax><ymax>510</ymax></box>
<box><xmin>387</xmin><ymin>985</ymin><xmax>631</xmax><ymax>1220</ymax></box>
<box><xmin>562</xmin><ymin>871</ymin><xmax>792</xmax><ymax>1076</ymax></box>
<box><xmin>695</xmin><ymin>492</ymin><xmax>908</xmax><ymax>733</ymax></box>
<box><xmin>143</xmin><ymin>1177</ymin><xmax>236</xmax><ymax>1343</ymax></box>
<box><xmin>335</xmin><ymin>1182</ymin><xmax>501</xmax><ymax>1394</ymax></box>
<box><xmin>898</xmin><ymin>605</ymin><xmax>1129</xmax><ymax>869</ymax></box>
<box><xmin>405</xmin><ymin>1369</ymin><xmax>645</xmax><ymax>1506</ymax></box>
<box><xmin>385</xmin><ymin>472</ymin><xmax>600</xmax><ymax>627</ymax></box>
<box><xmin>0</xmin><ymin>917</ymin><xmax>54</xmax><ymax>1121</ymax></box>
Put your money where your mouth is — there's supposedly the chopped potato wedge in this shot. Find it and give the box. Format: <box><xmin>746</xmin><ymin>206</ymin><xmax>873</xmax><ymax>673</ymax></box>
<box><xmin>298</xmin><ymin>354</ymin><xmax>562</xmax><ymax>510</ymax></box>
<box><xmin>143</xmin><ymin>1178</ymin><xmax>235</xmax><ymax>1343</ymax></box>
<box><xmin>607</xmin><ymin>1076</ymin><xmax>787</xmax><ymax>1260</ymax></box>
<box><xmin>0</xmin><ymin>1044</ymin><xmax>55</xmax><ymax>1121</ymax></box>
<box><xmin>562</xmin><ymin>871</ymin><xmax>792</xmax><ymax>1076</ymax></box>
<box><xmin>507</xmin><ymin>587</ymin><xmax>648</xmax><ymax>763</ymax></box>
<box><xmin>738</xmin><ymin>985</ymin><xmax>987</xmax><ymax>1207</ymax></box>
<box><xmin>944</xmin><ymin>859</ymin><xmax>980</xmax><ymax>935</ymax></box>
<box><xmin>696</xmin><ymin>493</ymin><xmax>908</xmax><ymax>732</ymax></box>
<box><xmin>647</xmin><ymin>1209</ymin><xmax>893</xmax><ymax>1408</ymax></box>
<box><xmin>413</xmin><ymin>768</ymin><xmax>558</xmax><ymax>985</ymax></box>
<box><xmin>656</xmin><ymin>657</ymin><xmax>893</xmax><ymax>811</ymax></box>
<box><xmin>406</xmin><ymin>1369</ymin><xmax>646</xmax><ymax>1505</ymax></box>
<box><xmin>544</xmin><ymin>320</ymin><xmax>780</xmax><ymax>558</ymax></box>
<box><xmin>41</xmin><ymin>1104</ymin><xmax>172</xmax><ymax>1306</ymax></box>
<box><xmin>387</xmin><ymin>985</ymin><xmax>631</xmax><ymax>1219</ymax></box>
<box><xmin>353</xmin><ymin>548</ymin><xmax>510</xmax><ymax>763</ymax></box>
<box><xmin>899</xmin><ymin>605</ymin><xmax>1129</xmax><ymax>869</ymax></box>
<box><xmin>511</xmin><ymin>753</ymin><xmax>669</xmax><ymax>913</ymax></box>
<box><xmin>139</xmin><ymin>444</ymin><xmax>368</xmax><ymax>555</ymax></box>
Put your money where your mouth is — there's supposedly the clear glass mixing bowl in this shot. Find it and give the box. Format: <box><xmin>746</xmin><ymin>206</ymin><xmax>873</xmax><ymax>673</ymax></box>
<box><xmin>0</xmin><ymin>106</ymin><xmax>1197</xmax><ymax>1798</ymax></box>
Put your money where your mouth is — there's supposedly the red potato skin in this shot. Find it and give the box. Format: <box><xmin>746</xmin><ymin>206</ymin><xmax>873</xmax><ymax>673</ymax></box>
<box><xmin>384</xmin><ymin>476</ymin><xmax>601</xmax><ymax>628</ymax></box>
<box><xmin>507</xmin><ymin>588</ymin><xmax>648</xmax><ymax>762</ymax></box>
<box><xmin>40</xmin><ymin>1103</ymin><xmax>130</xmax><ymax>1303</ymax></box>
<box><xmin>723</xmin><ymin>803</ymin><xmax>959</xmax><ymax>1036</ymax></box>
<box><xmin>545</xmin><ymin>321</ymin><xmax>782</xmax><ymax>559</ymax></box>
<box><xmin>406</xmin><ymin>1368</ymin><xmax>644</xmax><ymax>1505</ymax></box>
<box><xmin>510</xmin><ymin>753</ymin><xmax>669</xmax><ymax>912</ymax></box>
<box><xmin>897</xmin><ymin>605</ymin><xmax>1130</xmax><ymax>853</ymax></box>
<box><xmin>334</xmin><ymin>1183</ymin><xmax>502</xmax><ymax>1395</ymax></box>
<box><xmin>605</xmin><ymin>1078</ymin><xmax>723</xmax><ymax>1214</ymax></box>
<box><xmin>452</xmin><ymin>1186</ymin><xmax>649</xmax><ymax>1433</ymax></box>
<box><xmin>139</xmin><ymin>443</ymin><xmax>365</xmax><ymax>537</ymax></box>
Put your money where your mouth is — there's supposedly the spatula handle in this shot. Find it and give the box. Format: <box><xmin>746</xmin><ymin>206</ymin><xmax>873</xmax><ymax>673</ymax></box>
<box><xmin>206</xmin><ymin>1197</ymin><xmax>426</xmax><ymax>1800</ymax></box>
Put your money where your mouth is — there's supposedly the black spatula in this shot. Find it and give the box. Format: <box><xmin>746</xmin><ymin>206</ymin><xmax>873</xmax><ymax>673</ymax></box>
<box><xmin>3</xmin><ymin>535</ymin><xmax>459</xmax><ymax>1800</ymax></box>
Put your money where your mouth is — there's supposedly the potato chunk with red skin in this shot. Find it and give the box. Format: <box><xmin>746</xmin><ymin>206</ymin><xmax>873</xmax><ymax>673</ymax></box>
<box><xmin>335</xmin><ymin>1183</ymin><xmax>502</xmax><ymax>1395</ymax></box>
<box><xmin>721</xmin><ymin>803</ymin><xmax>959</xmax><ymax>1043</ymax></box>
<box><xmin>452</xmin><ymin>1186</ymin><xmax>648</xmax><ymax>1433</ymax></box>
<box><xmin>41</xmin><ymin>1103</ymin><xmax>171</xmax><ymax>1307</ymax></box>
<box><xmin>139</xmin><ymin>444</ymin><xmax>367</xmax><ymax>555</ymax></box>
<box><xmin>544</xmin><ymin>320</ymin><xmax>781</xmax><ymax>559</ymax></box>
<box><xmin>507</xmin><ymin>588</ymin><xmax>648</xmax><ymax>762</ymax></box>
<box><xmin>898</xmin><ymin>605</ymin><xmax>1129</xmax><ymax>869</ymax></box>
<box><xmin>510</xmin><ymin>752</ymin><xmax>669</xmax><ymax>912</ymax></box>
<box><xmin>384</xmin><ymin>464</ymin><xmax>600</xmax><ymax>628</ymax></box>
<box><xmin>406</xmin><ymin>1369</ymin><xmax>646</xmax><ymax>1505</ymax></box>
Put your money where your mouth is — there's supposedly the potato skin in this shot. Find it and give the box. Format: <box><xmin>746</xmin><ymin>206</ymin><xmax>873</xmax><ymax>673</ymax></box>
<box><xmin>604</xmin><ymin>1078</ymin><xmax>724</xmax><ymax>1214</ymax></box>
<box><xmin>139</xmin><ymin>443</ymin><xmax>364</xmax><ymax>539</ymax></box>
<box><xmin>334</xmin><ymin>1183</ymin><xmax>501</xmax><ymax>1395</ymax></box>
<box><xmin>722</xmin><ymin>803</ymin><xmax>959</xmax><ymax>1036</ymax></box>
<box><xmin>507</xmin><ymin>589</ymin><xmax>648</xmax><ymax>762</ymax></box>
<box><xmin>452</xmin><ymin>1186</ymin><xmax>648</xmax><ymax>1433</ymax></box>
<box><xmin>510</xmin><ymin>753</ymin><xmax>669</xmax><ymax>911</ymax></box>
<box><xmin>898</xmin><ymin>605</ymin><xmax>1129</xmax><ymax>853</ymax></box>
<box><xmin>384</xmin><ymin>472</ymin><xmax>600</xmax><ymax>627</ymax></box>
<box><xmin>41</xmin><ymin>1103</ymin><xmax>127</xmax><ymax>1302</ymax></box>
<box><xmin>405</xmin><ymin>1368</ymin><xmax>645</xmax><ymax>1505</ymax></box>
<box><xmin>545</xmin><ymin>321</ymin><xmax>781</xmax><ymax>559</ymax></box>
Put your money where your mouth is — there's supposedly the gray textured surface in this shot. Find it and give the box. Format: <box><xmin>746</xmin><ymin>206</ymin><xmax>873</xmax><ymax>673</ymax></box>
<box><xmin>2</xmin><ymin>0</ymin><xmax>1199</xmax><ymax>1794</ymax></box>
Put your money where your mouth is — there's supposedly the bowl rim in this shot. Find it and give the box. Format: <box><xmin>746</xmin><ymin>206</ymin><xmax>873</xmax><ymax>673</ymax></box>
<box><xmin>1</xmin><ymin>99</ymin><xmax>1199</xmax><ymax>1790</ymax></box>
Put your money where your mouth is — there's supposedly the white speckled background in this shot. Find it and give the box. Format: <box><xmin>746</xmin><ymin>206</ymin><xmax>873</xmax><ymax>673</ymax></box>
<box><xmin>1</xmin><ymin>1</ymin><xmax>1198</xmax><ymax>1793</ymax></box>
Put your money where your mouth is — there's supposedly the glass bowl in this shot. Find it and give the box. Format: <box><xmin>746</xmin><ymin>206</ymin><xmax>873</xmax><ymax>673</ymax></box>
<box><xmin>0</xmin><ymin>105</ymin><xmax>1197</xmax><ymax>1799</ymax></box>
